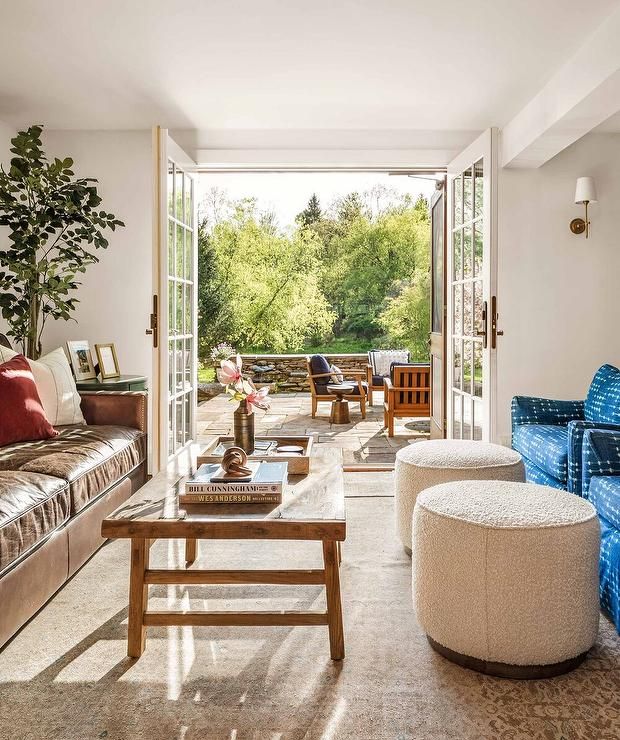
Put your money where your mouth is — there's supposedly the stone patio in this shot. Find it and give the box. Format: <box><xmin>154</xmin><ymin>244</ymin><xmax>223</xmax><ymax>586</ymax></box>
<box><xmin>197</xmin><ymin>391</ymin><xmax>430</xmax><ymax>466</ymax></box>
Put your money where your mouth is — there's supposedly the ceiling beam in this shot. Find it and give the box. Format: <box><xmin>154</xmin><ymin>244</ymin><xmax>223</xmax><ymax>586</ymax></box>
<box><xmin>194</xmin><ymin>148</ymin><xmax>464</xmax><ymax>170</ymax></box>
<box><xmin>502</xmin><ymin>6</ymin><xmax>620</xmax><ymax>168</ymax></box>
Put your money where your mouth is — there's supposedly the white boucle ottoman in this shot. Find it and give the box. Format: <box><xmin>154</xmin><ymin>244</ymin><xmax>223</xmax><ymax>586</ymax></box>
<box><xmin>412</xmin><ymin>481</ymin><xmax>600</xmax><ymax>678</ymax></box>
<box><xmin>395</xmin><ymin>440</ymin><xmax>524</xmax><ymax>552</ymax></box>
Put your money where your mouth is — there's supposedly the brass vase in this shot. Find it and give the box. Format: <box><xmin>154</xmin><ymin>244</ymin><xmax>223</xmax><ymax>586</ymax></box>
<box><xmin>233</xmin><ymin>399</ymin><xmax>254</xmax><ymax>454</ymax></box>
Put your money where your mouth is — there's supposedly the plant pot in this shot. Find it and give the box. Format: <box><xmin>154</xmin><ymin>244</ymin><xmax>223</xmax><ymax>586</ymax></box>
<box><xmin>234</xmin><ymin>399</ymin><xmax>255</xmax><ymax>454</ymax></box>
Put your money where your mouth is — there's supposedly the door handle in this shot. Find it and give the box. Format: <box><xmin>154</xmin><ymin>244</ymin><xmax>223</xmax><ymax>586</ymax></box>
<box><xmin>491</xmin><ymin>296</ymin><xmax>503</xmax><ymax>348</ymax></box>
<box><xmin>146</xmin><ymin>295</ymin><xmax>158</xmax><ymax>348</ymax></box>
<box><xmin>475</xmin><ymin>300</ymin><xmax>488</xmax><ymax>349</ymax></box>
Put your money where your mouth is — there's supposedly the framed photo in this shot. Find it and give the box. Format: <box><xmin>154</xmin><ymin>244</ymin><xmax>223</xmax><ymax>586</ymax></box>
<box><xmin>66</xmin><ymin>340</ymin><xmax>97</xmax><ymax>381</ymax></box>
<box><xmin>95</xmin><ymin>343</ymin><xmax>120</xmax><ymax>379</ymax></box>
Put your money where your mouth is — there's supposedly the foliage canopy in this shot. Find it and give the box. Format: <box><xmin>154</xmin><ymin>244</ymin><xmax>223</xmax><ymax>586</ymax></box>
<box><xmin>198</xmin><ymin>185</ymin><xmax>431</xmax><ymax>361</ymax></box>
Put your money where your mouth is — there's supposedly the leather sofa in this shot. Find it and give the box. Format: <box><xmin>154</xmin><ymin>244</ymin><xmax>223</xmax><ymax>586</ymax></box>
<box><xmin>0</xmin><ymin>391</ymin><xmax>147</xmax><ymax>648</ymax></box>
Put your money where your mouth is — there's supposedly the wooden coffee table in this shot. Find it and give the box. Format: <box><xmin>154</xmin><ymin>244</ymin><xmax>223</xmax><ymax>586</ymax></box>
<box><xmin>101</xmin><ymin>449</ymin><xmax>346</xmax><ymax>660</ymax></box>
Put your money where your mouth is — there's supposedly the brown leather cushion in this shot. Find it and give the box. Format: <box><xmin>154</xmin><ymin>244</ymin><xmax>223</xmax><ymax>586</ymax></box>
<box><xmin>0</xmin><ymin>471</ymin><xmax>70</xmax><ymax>573</ymax></box>
<box><xmin>0</xmin><ymin>425</ymin><xmax>146</xmax><ymax>515</ymax></box>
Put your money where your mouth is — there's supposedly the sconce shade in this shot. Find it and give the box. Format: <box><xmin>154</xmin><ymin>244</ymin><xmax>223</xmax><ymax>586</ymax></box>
<box><xmin>574</xmin><ymin>176</ymin><xmax>597</xmax><ymax>204</ymax></box>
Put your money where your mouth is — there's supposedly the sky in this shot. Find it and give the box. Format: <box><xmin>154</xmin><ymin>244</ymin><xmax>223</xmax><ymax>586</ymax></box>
<box><xmin>196</xmin><ymin>172</ymin><xmax>437</xmax><ymax>229</ymax></box>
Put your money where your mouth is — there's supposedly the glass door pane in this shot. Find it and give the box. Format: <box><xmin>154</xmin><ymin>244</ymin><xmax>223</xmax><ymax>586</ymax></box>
<box><xmin>447</xmin><ymin>131</ymin><xmax>496</xmax><ymax>441</ymax></box>
<box><xmin>165</xmin><ymin>157</ymin><xmax>196</xmax><ymax>458</ymax></box>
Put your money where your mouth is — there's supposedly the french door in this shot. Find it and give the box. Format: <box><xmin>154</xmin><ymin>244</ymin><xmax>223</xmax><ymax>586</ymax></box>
<box><xmin>447</xmin><ymin>129</ymin><xmax>498</xmax><ymax>442</ymax></box>
<box><xmin>155</xmin><ymin>128</ymin><xmax>198</xmax><ymax>466</ymax></box>
<box><xmin>429</xmin><ymin>179</ymin><xmax>446</xmax><ymax>439</ymax></box>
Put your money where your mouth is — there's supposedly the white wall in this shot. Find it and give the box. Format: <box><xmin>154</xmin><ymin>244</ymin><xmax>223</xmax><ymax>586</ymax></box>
<box><xmin>40</xmin><ymin>131</ymin><xmax>154</xmax><ymax>379</ymax></box>
<box><xmin>496</xmin><ymin>131</ymin><xmax>620</xmax><ymax>442</ymax></box>
<box><xmin>0</xmin><ymin>126</ymin><xmax>157</xmax><ymax>463</ymax></box>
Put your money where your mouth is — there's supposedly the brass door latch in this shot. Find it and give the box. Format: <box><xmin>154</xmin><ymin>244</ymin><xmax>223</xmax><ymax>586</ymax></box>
<box><xmin>146</xmin><ymin>295</ymin><xmax>158</xmax><ymax>348</ymax></box>
<box><xmin>491</xmin><ymin>296</ymin><xmax>503</xmax><ymax>348</ymax></box>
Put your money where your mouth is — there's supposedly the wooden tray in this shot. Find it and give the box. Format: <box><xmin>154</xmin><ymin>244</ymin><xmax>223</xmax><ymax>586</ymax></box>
<box><xmin>197</xmin><ymin>435</ymin><xmax>314</xmax><ymax>476</ymax></box>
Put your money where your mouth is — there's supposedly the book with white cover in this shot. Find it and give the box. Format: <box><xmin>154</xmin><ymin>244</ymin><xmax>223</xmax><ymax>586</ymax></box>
<box><xmin>180</xmin><ymin>461</ymin><xmax>288</xmax><ymax>504</ymax></box>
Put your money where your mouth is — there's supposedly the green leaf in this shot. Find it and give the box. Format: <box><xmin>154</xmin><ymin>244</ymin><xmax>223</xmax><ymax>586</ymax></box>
<box><xmin>0</xmin><ymin>124</ymin><xmax>124</xmax><ymax>348</ymax></box>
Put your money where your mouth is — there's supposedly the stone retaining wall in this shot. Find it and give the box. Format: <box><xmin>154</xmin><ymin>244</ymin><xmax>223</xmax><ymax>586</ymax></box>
<box><xmin>241</xmin><ymin>353</ymin><xmax>369</xmax><ymax>393</ymax></box>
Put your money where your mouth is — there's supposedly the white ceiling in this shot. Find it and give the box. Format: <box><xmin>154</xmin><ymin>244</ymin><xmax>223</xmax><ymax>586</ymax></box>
<box><xmin>0</xmin><ymin>0</ymin><xmax>618</xmax><ymax>148</ymax></box>
<box><xmin>594</xmin><ymin>110</ymin><xmax>620</xmax><ymax>132</ymax></box>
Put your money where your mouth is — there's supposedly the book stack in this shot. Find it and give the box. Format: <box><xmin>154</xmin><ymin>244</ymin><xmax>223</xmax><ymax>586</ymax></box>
<box><xmin>180</xmin><ymin>461</ymin><xmax>288</xmax><ymax>505</ymax></box>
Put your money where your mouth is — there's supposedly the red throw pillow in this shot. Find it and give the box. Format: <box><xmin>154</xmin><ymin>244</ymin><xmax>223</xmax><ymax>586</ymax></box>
<box><xmin>0</xmin><ymin>354</ymin><xmax>58</xmax><ymax>447</ymax></box>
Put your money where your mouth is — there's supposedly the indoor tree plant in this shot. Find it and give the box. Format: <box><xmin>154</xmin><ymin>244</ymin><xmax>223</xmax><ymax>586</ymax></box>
<box><xmin>0</xmin><ymin>125</ymin><xmax>124</xmax><ymax>359</ymax></box>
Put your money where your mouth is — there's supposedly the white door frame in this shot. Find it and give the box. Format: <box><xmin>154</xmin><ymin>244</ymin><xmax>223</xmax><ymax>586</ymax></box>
<box><xmin>154</xmin><ymin>127</ymin><xmax>199</xmax><ymax>470</ymax></box>
<box><xmin>446</xmin><ymin>128</ymin><xmax>498</xmax><ymax>442</ymax></box>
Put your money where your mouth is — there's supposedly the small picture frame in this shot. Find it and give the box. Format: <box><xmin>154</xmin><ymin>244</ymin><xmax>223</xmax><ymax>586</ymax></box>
<box><xmin>66</xmin><ymin>340</ymin><xmax>97</xmax><ymax>381</ymax></box>
<box><xmin>95</xmin><ymin>343</ymin><xmax>120</xmax><ymax>379</ymax></box>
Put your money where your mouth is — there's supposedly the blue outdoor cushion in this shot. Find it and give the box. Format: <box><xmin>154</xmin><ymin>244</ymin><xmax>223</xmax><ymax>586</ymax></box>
<box><xmin>310</xmin><ymin>354</ymin><xmax>331</xmax><ymax>393</ymax></box>
<box><xmin>347</xmin><ymin>381</ymin><xmax>369</xmax><ymax>396</ymax></box>
<box><xmin>585</xmin><ymin>364</ymin><xmax>620</xmax><ymax>424</ymax></box>
<box><xmin>513</xmin><ymin>424</ymin><xmax>569</xmax><ymax>482</ymax></box>
<box><xmin>589</xmin><ymin>476</ymin><xmax>620</xmax><ymax>530</ymax></box>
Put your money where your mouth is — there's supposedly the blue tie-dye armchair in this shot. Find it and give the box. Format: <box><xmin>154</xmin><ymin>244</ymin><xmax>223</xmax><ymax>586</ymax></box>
<box><xmin>582</xmin><ymin>428</ymin><xmax>620</xmax><ymax>632</ymax></box>
<box><xmin>511</xmin><ymin>364</ymin><xmax>620</xmax><ymax>495</ymax></box>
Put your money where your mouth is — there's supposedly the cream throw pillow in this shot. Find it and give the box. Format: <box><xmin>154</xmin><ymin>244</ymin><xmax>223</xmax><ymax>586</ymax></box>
<box><xmin>330</xmin><ymin>364</ymin><xmax>344</xmax><ymax>384</ymax></box>
<box><xmin>0</xmin><ymin>346</ymin><xmax>85</xmax><ymax>425</ymax></box>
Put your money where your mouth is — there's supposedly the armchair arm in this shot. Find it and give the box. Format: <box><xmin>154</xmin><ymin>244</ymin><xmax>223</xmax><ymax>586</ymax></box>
<box><xmin>307</xmin><ymin>371</ymin><xmax>334</xmax><ymax>380</ymax></box>
<box><xmin>581</xmin><ymin>428</ymin><xmax>620</xmax><ymax>496</ymax></box>
<box><xmin>511</xmin><ymin>396</ymin><xmax>585</xmax><ymax>432</ymax></box>
<box><xmin>567</xmin><ymin>420</ymin><xmax>620</xmax><ymax>495</ymax></box>
<box><xmin>384</xmin><ymin>377</ymin><xmax>394</xmax><ymax>405</ymax></box>
<box><xmin>79</xmin><ymin>391</ymin><xmax>147</xmax><ymax>433</ymax></box>
<box><xmin>308</xmin><ymin>370</ymin><xmax>366</xmax><ymax>380</ymax></box>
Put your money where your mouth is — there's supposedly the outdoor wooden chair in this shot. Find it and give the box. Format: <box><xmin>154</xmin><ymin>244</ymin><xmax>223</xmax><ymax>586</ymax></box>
<box><xmin>384</xmin><ymin>363</ymin><xmax>431</xmax><ymax>436</ymax></box>
<box><xmin>366</xmin><ymin>349</ymin><xmax>410</xmax><ymax>404</ymax></box>
<box><xmin>306</xmin><ymin>355</ymin><xmax>368</xmax><ymax>420</ymax></box>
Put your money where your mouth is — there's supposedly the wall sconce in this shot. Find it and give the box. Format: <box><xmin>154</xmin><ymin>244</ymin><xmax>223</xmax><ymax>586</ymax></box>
<box><xmin>570</xmin><ymin>176</ymin><xmax>597</xmax><ymax>238</ymax></box>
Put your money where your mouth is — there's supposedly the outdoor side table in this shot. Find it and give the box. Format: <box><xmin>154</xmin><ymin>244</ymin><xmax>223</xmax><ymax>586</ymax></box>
<box><xmin>327</xmin><ymin>383</ymin><xmax>355</xmax><ymax>424</ymax></box>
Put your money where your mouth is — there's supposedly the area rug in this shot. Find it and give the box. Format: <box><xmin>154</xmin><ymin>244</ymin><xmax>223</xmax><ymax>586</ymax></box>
<box><xmin>0</xmin><ymin>495</ymin><xmax>619</xmax><ymax>739</ymax></box>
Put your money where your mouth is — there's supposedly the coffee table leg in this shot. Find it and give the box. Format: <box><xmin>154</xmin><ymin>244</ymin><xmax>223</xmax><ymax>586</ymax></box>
<box><xmin>185</xmin><ymin>537</ymin><xmax>197</xmax><ymax>566</ymax></box>
<box><xmin>128</xmin><ymin>537</ymin><xmax>149</xmax><ymax>658</ymax></box>
<box><xmin>322</xmin><ymin>539</ymin><xmax>345</xmax><ymax>660</ymax></box>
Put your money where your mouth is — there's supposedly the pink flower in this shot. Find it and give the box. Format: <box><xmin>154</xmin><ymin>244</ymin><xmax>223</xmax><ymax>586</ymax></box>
<box><xmin>217</xmin><ymin>356</ymin><xmax>242</xmax><ymax>385</ymax></box>
<box><xmin>246</xmin><ymin>386</ymin><xmax>271</xmax><ymax>413</ymax></box>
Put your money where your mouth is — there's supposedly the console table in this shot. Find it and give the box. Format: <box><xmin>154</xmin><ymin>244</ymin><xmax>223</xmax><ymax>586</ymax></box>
<box><xmin>76</xmin><ymin>374</ymin><xmax>148</xmax><ymax>392</ymax></box>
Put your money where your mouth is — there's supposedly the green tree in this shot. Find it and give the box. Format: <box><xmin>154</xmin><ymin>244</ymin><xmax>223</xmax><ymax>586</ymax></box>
<box><xmin>320</xmin><ymin>194</ymin><xmax>430</xmax><ymax>340</ymax></box>
<box><xmin>197</xmin><ymin>218</ymin><xmax>232</xmax><ymax>360</ymax></box>
<box><xmin>204</xmin><ymin>199</ymin><xmax>335</xmax><ymax>352</ymax></box>
<box><xmin>0</xmin><ymin>125</ymin><xmax>124</xmax><ymax>358</ymax></box>
<box><xmin>197</xmin><ymin>185</ymin><xmax>432</xmax><ymax>359</ymax></box>
<box><xmin>377</xmin><ymin>271</ymin><xmax>431</xmax><ymax>361</ymax></box>
<box><xmin>297</xmin><ymin>193</ymin><xmax>322</xmax><ymax>227</ymax></box>
<box><xmin>377</xmin><ymin>196</ymin><xmax>431</xmax><ymax>360</ymax></box>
